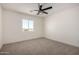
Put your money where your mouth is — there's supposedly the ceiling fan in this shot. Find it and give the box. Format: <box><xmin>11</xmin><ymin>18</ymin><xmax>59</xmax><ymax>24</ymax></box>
<box><xmin>31</xmin><ymin>3</ymin><xmax>52</xmax><ymax>15</ymax></box>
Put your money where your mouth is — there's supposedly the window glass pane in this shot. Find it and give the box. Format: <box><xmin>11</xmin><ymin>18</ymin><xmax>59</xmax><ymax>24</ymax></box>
<box><xmin>22</xmin><ymin>19</ymin><xmax>34</xmax><ymax>31</ymax></box>
<box><xmin>29</xmin><ymin>20</ymin><xmax>33</xmax><ymax>31</ymax></box>
<box><xmin>22</xmin><ymin>19</ymin><xmax>28</xmax><ymax>29</ymax></box>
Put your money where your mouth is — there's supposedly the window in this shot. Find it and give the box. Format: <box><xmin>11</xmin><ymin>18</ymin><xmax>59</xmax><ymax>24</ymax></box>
<box><xmin>22</xmin><ymin>19</ymin><xmax>34</xmax><ymax>31</ymax></box>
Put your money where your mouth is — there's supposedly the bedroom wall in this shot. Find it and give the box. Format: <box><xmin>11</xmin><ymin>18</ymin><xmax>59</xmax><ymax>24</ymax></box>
<box><xmin>45</xmin><ymin>4</ymin><xmax>79</xmax><ymax>47</ymax></box>
<box><xmin>0</xmin><ymin>5</ymin><xmax>3</xmax><ymax>49</ymax></box>
<box><xmin>3</xmin><ymin>9</ymin><xmax>44</xmax><ymax>44</ymax></box>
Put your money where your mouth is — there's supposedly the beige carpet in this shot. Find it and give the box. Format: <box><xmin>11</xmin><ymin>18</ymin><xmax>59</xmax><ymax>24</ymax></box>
<box><xmin>0</xmin><ymin>38</ymin><xmax>79</xmax><ymax>55</ymax></box>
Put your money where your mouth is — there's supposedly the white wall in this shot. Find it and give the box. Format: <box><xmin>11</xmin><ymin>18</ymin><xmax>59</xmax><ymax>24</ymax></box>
<box><xmin>2</xmin><ymin>4</ymin><xmax>79</xmax><ymax>48</ymax></box>
<box><xmin>0</xmin><ymin>5</ymin><xmax>3</xmax><ymax>49</ymax></box>
<box><xmin>45</xmin><ymin>5</ymin><xmax>79</xmax><ymax>47</ymax></box>
<box><xmin>3</xmin><ymin>9</ymin><xmax>44</xmax><ymax>44</ymax></box>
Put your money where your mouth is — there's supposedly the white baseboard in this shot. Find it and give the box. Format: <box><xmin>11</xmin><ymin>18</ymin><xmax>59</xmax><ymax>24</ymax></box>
<box><xmin>45</xmin><ymin>37</ymin><xmax>79</xmax><ymax>48</ymax></box>
<box><xmin>0</xmin><ymin>45</ymin><xmax>3</xmax><ymax>50</ymax></box>
<box><xmin>3</xmin><ymin>37</ymin><xmax>45</xmax><ymax>45</ymax></box>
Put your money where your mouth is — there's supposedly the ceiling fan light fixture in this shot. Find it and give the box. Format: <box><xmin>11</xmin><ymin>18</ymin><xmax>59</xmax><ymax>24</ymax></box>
<box><xmin>40</xmin><ymin>12</ymin><xmax>42</xmax><ymax>15</ymax></box>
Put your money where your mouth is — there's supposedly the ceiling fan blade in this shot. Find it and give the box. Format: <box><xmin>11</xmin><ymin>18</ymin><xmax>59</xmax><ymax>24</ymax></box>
<box><xmin>42</xmin><ymin>11</ymin><xmax>48</xmax><ymax>14</ymax></box>
<box><xmin>34</xmin><ymin>10</ymin><xmax>39</xmax><ymax>11</ymax></box>
<box><xmin>37</xmin><ymin>11</ymin><xmax>40</xmax><ymax>15</ymax></box>
<box><xmin>42</xmin><ymin>6</ymin><xmax>52</xmax><ymax>10</ymax></box>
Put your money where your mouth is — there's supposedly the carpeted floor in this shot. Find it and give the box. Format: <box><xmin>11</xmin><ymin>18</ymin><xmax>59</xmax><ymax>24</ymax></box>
<box><xmin>0</xmin><ymin>38</ymin><xmax>79</xmax><ymax>55</ymax></box>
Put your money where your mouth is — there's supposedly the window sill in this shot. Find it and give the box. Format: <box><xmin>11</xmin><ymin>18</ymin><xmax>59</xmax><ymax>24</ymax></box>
<box><xmin>23</xmin><ymin>29</ymin><xmax>33</xmax><ymax>32</ymax></box>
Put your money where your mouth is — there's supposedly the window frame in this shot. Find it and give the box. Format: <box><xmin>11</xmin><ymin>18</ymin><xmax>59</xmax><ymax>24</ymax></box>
<box><xmin>22</xmin><ymin>19</ymin><xmax>34</xmax><ymax>31</ymax></box>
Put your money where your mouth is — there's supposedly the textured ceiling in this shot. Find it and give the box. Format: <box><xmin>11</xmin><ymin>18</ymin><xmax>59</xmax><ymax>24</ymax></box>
<box><xmin>1</xmin><ymin>3</ymin><xmax>53</xmax><ymax>17</ymax></box>
<box><xmin>1</xmin><ymin>3</ymin><xmax>79</xmax><ymax>18</ymax></box>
